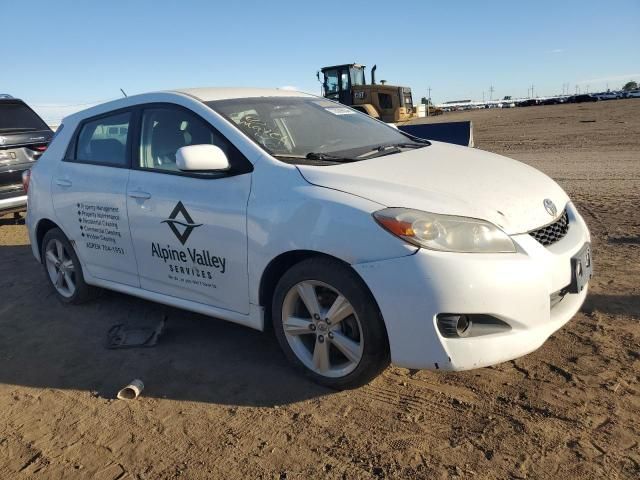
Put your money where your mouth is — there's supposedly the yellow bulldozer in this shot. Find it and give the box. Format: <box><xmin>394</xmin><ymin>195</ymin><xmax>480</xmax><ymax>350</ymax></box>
<box><xmin>317</xmin><ymin>63</ymin><xmax>440</xmax><ymax>123</ymax></box>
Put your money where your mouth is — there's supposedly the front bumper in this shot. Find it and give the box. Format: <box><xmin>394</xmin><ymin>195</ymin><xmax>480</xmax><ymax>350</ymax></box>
<box><xmin>353</xmin><ymin>202</ymin><xmax>591</xmax><ymax>371</ymax></box>
<box><xmin>0</xmin><ymin>194</ymin><xmax>27</xmax><ymax>215</ymax></box>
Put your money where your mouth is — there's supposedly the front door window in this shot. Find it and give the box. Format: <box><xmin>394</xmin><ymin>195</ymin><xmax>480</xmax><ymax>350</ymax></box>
<box><xmin>139</xmin><ymin>107</ymin><xmax>230</xmax><ymax>173</ymax></box>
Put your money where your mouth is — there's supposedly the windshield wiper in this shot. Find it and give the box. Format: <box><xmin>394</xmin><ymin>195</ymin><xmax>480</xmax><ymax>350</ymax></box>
<box><xmin>355</xmin><ymin>145</ymin><xmax>402</xmax><ymax>159</ymax></box>
<box><xmin>392</xmin><ymin>141</ymin><xmax>430</xmax><ymax>148</ymax></box>
<box><xmin>373</xmin><ymin>141</ymin><xmax>429</xmax><ymax>151</ymax></box>
<box><xmin>356</xmin><ymin>140</ymin><xmax>430</xmax><ymax>159</ymax></box>
<box><xmin>305</xmin><ymin>152</ymin><xmax>357</xmax><ymax>162</ymax></box>
<box><xmin>405</xmin><ymin>137</ymin><xmax>431</xmax><ymax>144</ymax></box>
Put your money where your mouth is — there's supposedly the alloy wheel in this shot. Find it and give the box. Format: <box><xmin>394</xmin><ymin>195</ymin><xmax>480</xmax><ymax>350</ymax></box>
<box><xmin>44</xmin><ymin>239</ymin><xmax>76</xmax><ymax>298</ymax></box>
<box><xmin>281</xmin><ymin>280</ymin><xmax>364</xmax><ymax>378</ymax></box>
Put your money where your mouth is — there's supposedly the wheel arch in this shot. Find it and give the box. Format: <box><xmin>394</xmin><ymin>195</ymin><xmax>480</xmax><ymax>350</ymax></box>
<box><xmin>35</xmin><ymin>218</ymin><xmax>62</xmax><ymax>261</ymax></box>
<box><xmin>258</xmin><ymin>250</ymin><xmax>388</xmax><ymax>338</ymax></box>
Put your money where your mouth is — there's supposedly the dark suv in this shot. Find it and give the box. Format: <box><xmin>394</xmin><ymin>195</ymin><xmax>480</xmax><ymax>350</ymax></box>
<box><xmin>0</xmin><ymin>94</ymin><xmax>53</xmax><ymax>218</ymax></box>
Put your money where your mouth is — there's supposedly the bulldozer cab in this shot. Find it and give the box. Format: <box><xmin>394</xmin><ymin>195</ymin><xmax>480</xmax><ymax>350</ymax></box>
<box><xmin>319</xmin><ymin>64</ymin><xmax>366</xmax><ymax>106</ymax></box>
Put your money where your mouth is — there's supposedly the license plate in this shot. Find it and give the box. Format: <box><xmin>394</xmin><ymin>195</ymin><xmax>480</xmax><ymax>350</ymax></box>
<box><xmin>569</xmin><ymin>243</ymin><xmax>592</xmax><ymax>293</ymax></box>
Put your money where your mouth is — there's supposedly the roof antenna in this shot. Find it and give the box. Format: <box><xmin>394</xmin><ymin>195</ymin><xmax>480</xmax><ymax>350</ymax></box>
<box><xmin>120</xmin><ymin>88</ymin><xmax>128</xmax><ymax>98</ymax></box>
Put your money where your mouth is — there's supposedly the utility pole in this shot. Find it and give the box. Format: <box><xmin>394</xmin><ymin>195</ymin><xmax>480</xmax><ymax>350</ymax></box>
<box><xmin>531</xmin><ymin>84</ymin><xmax>535</xmax><ymax>98</ymax></box>
<box><xmin>426</xmin><ymin>86</ymin><xmax>432</xmax><ymax>117</ymax></box>
<box><xmin>489</xmin><ymin>85</ymin><xmax>494</xmax><ymax>101</ymax></box>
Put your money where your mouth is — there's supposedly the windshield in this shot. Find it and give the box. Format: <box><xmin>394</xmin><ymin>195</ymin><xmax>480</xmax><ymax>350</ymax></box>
<box><xmin>207</xmin><ymin>97</ymin><xmax>425</xmax><ymax>163</ymax></box>
<box><xmin>0</xmin><ymin>101</ymin><xmax>49</xmax><ymax>132</ymax></box>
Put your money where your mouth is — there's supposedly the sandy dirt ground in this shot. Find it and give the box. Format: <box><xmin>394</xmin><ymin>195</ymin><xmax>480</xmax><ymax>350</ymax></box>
<box><xmin>1</xmin><ymin>100</ymin><xmax>638</xmax><ymax>479</ymax></box>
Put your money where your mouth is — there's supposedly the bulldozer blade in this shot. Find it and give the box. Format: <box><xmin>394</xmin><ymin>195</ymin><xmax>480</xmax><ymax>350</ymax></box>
<box><xmin>397</xmin><ymin>121</ymin><xmax>474</xmax><ymax>147</ymax></box>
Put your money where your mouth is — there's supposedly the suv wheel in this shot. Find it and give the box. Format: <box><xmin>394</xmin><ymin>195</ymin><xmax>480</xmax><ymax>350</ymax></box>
<box><xmin>42</xmin><ymin>228</ymin><xmax>96</xmax><ymax>304</ymax></box>
<box><xmin>272</xmin><ymin>257</ymin><xmax>389</xmax><ymax>389</ymax></box>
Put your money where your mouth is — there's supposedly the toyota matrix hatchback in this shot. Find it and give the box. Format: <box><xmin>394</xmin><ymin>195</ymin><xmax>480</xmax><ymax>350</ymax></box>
<box><xmin>26</xmin><ymin>88</ymin><xmax>592</xmax><ymax>389</ymax></box>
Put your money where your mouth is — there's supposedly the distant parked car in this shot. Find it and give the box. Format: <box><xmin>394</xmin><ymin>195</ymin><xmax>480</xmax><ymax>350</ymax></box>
<box><xmin>568</xmin><ymin>94</ymin><xmax>598</xmax><ymax>103</ymax></box>
<box><xmin>0</xmin><ymin>94</ymin><xmax>53</xmax><ymax>218</ymax></box>
<box><xmin>624</xmin><ymin>90</ymin><xmax>640</xmax><ymax>98</ymax></box>
<box><xmin>595</xmin><ymin>92</ymin><xmax>618</xmax><ymax>101</ymax></box>
<box><xmin>518</xmin><ymin>99</ymin><xmax>539</xmax><ymax>107</ymax></box>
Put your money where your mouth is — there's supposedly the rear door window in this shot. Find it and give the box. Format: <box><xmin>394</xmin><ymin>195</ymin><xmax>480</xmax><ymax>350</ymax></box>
<box><xmin>74</xmin><ymin>112</ymin><xmax>131</xmax><ymax>167</ymax></box>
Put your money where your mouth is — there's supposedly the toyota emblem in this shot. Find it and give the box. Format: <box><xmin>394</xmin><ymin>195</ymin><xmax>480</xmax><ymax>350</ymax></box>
<box><xmin>543</xmin><ymin>199</ymin><xmax>557</xmax><ymax>217</ymax></box>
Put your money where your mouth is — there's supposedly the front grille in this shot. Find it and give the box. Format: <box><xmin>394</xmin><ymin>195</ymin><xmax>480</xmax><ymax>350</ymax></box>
<box><xmin>529</xmin><ymin>209</ymin><xmax>569</xmax><ymax>246</ymax></box>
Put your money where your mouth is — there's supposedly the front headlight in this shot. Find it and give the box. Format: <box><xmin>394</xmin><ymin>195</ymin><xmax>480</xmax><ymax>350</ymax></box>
<box><xmin>373</xmin><ymin>207</ymin><xmax>516</xmax><ymax>253</ymax></box>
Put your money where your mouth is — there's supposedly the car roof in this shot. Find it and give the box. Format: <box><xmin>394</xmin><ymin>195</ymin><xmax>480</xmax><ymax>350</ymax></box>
<box><xmin>171</xmin><ymin>87</ymin><xmax>313</xmax><ymax>102</ymax></box>
<box><xmin>61</xmin><ymin>87</ymin><xmax>315</xmax><ymax>124</ymax></box>
<box><xmin>0</xmin><ymin>94</ymin><xmax>25</xmax><ymax>102</ymax></box>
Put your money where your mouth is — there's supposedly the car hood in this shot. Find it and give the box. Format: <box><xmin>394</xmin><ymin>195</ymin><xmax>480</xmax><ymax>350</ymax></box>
<box><xmin>296</xmin><ymin>141</ymin><xmax>569</xmax><ymax>235</ymax></box>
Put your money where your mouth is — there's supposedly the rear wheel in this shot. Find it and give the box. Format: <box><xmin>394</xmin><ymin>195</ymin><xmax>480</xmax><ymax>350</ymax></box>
<box><xmin>42</xmin><ymin>228</ymin><xmax>96</xmax><ymax>304</ymax></box>
<box><xmin>273</xmin><ymin>258</ymin><xmax>389</xmax><ymax>389</ymax></box>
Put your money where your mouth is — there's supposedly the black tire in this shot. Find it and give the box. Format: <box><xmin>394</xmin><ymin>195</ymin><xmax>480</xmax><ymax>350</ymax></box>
<box><xmin>272</xmin><ymin>257</ymin><xmax>390</xmax><ymax>389</ymax></box>
<box><xmin>41</xmin><ymin>228</ymin><xmax>97</xmax><ymax>304</ymax></box>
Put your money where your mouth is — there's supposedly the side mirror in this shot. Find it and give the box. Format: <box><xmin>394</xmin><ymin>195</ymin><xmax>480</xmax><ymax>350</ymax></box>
<box><xmin>176</xmin><ymin>144</ymin><xmax>230</xmax><ymax>172</ymax></box>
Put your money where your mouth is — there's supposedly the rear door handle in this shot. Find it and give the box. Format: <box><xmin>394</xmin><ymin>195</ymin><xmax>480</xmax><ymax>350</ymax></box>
<box><xmin>55</xmin><ymin>178</ymin><xmax>72</xmax><ymax>187</ymax></box>
<box><xmin>128</xmin><ymin>190</ymin><xmax>152</xmax><ymax>200</ymax></box>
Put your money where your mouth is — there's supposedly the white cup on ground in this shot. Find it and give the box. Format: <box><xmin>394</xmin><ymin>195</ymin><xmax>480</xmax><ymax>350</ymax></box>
<box><xmin>117</xmin><ymin>379</ymin><xmax>144</xmax><ymax>400</ymax></box>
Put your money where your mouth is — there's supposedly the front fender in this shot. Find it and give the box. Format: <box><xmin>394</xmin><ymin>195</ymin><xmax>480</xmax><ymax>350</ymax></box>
<box><xmin>247</xmin><ymin>157</ymin><xmax>416</xmax><ymax>305</ymax></box>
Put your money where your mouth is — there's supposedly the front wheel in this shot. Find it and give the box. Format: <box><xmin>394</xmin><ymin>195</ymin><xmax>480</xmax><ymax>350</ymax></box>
<box><xmin>272</xmin><ymin>258</ymin><xmax>390</xmax><ymax>389</ymax></box>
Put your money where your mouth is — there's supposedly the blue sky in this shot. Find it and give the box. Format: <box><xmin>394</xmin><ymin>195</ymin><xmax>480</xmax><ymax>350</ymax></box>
<box><xmin>4</xmin><ymin>0</ymin><xmax>638</xmax><ymax>123</ymax></box>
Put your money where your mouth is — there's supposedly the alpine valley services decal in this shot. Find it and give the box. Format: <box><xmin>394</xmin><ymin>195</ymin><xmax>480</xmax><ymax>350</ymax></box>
<box><xmin>161</xmin><ymin>201</ymin><xmax>202</xmax><ymax>245</ymax></box>
<box><xmin>152</xmin><ymin>201</ymin><xmax>226</xmax><ymax>288</ymax></box>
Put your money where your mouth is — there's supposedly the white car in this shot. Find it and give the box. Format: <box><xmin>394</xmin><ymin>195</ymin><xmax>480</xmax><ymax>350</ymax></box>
<box><xmin>595</xmin><ymin>92</ymin><xmax>618</xmax><ymax>100</ymax></box>
<box><xmin>25</xmin><ymin>88</ymin><xmax>592</xmax><ymax>389</ymax></box>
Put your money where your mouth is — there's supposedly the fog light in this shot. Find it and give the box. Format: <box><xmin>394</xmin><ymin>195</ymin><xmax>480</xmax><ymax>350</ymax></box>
<box><xmin>437</xmin><ymin>314</ymin><xmax>472</xmax><ymax>338</ymax></box>
<box><xmin>437</xmin><ymin>313</ymin><xmax>511</xmax><ymax>338</ymax></box>
<box><xmin>456</xmin><ymin>315</ymin><xmax>471</xmax><ymax>336</ymax></box>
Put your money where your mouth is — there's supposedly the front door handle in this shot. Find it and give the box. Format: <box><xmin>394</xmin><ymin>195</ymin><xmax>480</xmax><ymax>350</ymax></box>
<box><xmin>55</xmin><ymin>178</ymin><xmax>72</xmax><ymax>187</ymax></box>
<box><xmin>128</xmin><ymin>190</ymin><xmax>152</xmax><ymax>200</ymax></box>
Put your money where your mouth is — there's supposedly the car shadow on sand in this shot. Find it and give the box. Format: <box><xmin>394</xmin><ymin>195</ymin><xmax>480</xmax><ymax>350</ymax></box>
<box><xmin>581</xmin><ymin>292</ymin><xmax>640</xmax><ymax>316</ymax></box>
<box><xmin>0</xmin><ymin>244</ymin><xmax>331</xmax><ymax>407</ymax></box>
